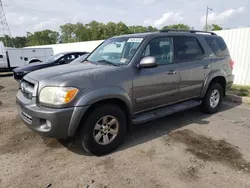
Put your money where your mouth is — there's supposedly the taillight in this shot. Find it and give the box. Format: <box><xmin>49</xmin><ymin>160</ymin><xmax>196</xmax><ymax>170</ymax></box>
<box><xmin>229</xmin><ymin>60</ymin><xmax>234</xmax><ymax>70</ymax></box>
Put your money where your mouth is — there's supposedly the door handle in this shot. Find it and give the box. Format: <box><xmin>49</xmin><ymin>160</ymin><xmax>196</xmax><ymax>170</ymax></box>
<box><xmin>203</xmin><ymin>64</ymin><xmax>210</xmax><ymax>69</ymax></box>
<box><xmin>166</xmin><ymin>70</ymin><xmax>176</xmax><ymax>75</ymax></box>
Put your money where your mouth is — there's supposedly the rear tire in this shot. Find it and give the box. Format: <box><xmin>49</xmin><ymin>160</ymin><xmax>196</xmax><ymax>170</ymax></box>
<box><xmin>202</xmin><ymin>83</ymin><xmax>223</xmax><ymax>114</ymax></box>
<box><xmin>80</xmin><ymin>104</ymin><xmax>127</xmax><ymax>156</ymax></box>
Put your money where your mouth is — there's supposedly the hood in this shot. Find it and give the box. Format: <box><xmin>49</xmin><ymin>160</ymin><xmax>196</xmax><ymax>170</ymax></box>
<box><xmin>13</xmin><ymin>62</ymin><xmax>54</xmax><ymax>73</ymax></box>
<box><xmin>25</xmin><ymin>62</ymin><xmax>116</xmax><ymax>82</ymax></box>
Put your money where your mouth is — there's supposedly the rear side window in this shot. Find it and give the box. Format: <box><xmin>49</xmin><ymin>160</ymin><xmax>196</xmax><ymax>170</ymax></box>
<box><xmin>174</xmin><ymin>36</ymin><xmax>205</xmax><ymax>62</ymax></box>
<box><xmin>205</xmin><ymin>36</ymin><xmax>229</xmax><ymax>57</ymax></box>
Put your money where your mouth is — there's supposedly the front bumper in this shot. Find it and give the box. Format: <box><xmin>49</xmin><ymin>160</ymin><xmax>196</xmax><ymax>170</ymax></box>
<box><xmin>16</xmin><ymin>90</ymin><xmax>89</xmax><ymax>138</ymax></box>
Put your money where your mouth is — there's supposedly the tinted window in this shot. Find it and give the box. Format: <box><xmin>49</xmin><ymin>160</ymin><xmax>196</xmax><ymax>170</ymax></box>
<box><xmin>205</xmin><ymin>36</ymin><xmax>229</xmax><ymax>57</ymax></box>
<box><xmin>174</xmin><ymin>36</ymin><xmax>205</xmax><ymax>62</ymax></box>
<box><xmin>142</xmin><ymin>37</ymin><xmax>174</xmax><ymax>64</ymax></box>
<box><xmin>45</xmin><ymin>53</ymin><xmax>64</xmax><ymax>63</ymax></box>
<box><xmin>58</xmin><ymin>54</ymin><xmax>78</xmax><ymax>64</ymax></box>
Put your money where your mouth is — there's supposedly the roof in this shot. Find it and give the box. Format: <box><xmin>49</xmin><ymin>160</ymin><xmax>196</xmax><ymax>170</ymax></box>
<box><xmin>111</xmin><ymin>32</ymin><xmax>157</xmax><ymax>39</ymax></box>
<box><xmin>57</xmin><ymin>51</ymin><xmax>88</xmax><ymax>55</ymax></box>
<box><xmin>111</xmin><ymin>30</ymin><xmax>217</xmax><ymax>39</ymax></box>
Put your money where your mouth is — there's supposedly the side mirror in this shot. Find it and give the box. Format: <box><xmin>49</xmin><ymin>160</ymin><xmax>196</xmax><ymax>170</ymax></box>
<box><xmin>137</xmin><ymin>56</ymin><xmax>157</xmax><ymax>69</ymax></box>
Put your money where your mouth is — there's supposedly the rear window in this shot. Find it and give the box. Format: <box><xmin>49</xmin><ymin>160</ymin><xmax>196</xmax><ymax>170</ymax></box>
<box><xmin>205</xmin><ymin>36</ymin><xmax>229</xmax><ymax>57</ymax></box>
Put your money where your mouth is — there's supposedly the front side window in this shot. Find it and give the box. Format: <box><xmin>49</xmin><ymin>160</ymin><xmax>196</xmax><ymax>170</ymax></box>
<box><xmin>86</xmin><ymin>37</ymin><xmax>144</xmax><ymax>66</ymax></box>
<box><xmin>142</xmin><ymin>37</ymin><xmax>174</xmax><ymax>65</ymax></box>
<box><xmin>174</xmin><ymin>36</ymin><xmax>205</xmax><ymax>62</ymax></box>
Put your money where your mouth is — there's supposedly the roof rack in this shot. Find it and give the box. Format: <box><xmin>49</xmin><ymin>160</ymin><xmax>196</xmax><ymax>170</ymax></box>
<box><xmin>159</xmin><ymin>29</ymin><xmax>217</xmax><ymax>35</ymax></box>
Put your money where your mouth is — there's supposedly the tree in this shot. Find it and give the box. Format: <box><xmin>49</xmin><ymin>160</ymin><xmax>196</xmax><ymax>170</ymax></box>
<box><xmin>115</xmin><ymin>22</ymin><xmax>129</xmax><ymax>35</ymax></box>
<box><xmin>85</xmin><ymin>21</ymin><xmax>107</xmax><ymax>40</ymax></box>
<box><xmin>60</xmin><ymin>23</ymin><xmax>78</xmax><ymax>43</ymax></box>
<box><xmin>211</xmin><ymin>24</ymin><xmax>223</xmax><ymax>31</ymax></box>
<box><xmin>74</xmin><ymin>22</ymin><xmax>91</xmax><ymax>42</ymax></box>
<box><xmin>147</xmin><ymin>26</ymin><xmax>158</xmax><ymax>32</ymax></box>
<box><xmin>26</xmin><ymin>30</ymin><xmax>59</xmax><ymax>46</ymax></box>
<box><xmin>204</xmin><ymin>24</ymin><xmax>223</xmax><ymax>31</ymax></box>
<box><xmin>8</xmin><ymin>20</ymin><xmax>192</xmax><ymax>46</ymax></box>
<box><xmin>162</xmin><ymin>24</ymin><xmax>191</xmax><ymax>30</ymax></box>
<box><xmin>13</xmin><ymin>36</ymin><xmax>27</xmax><ymax>48</ymax></box>
<box><xmin>129</xmin><ymin>26</ymin><xmax>148</xmax><ymax>34</ymax></box>
<box><xmin>106</xmin><ymin>22</ymin><xmax>117</xmax><ymax>38</ymax></box>
<box><xmin>0</xmin><ymin>35</ymin><xmax>14</xmax><ymax>47</ymax></box>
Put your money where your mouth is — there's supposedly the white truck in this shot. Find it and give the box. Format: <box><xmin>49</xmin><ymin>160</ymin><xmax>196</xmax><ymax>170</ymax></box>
<box><xmin>0</xmin><ymin>41</ymin><xmax>53</xmax><ymax>71</ymax></box>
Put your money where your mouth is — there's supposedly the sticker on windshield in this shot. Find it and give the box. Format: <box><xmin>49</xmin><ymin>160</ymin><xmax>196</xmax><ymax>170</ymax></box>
<box><xmin>127</xmin><ymin>38</ymin><xmax>143</xmax><ymax>43</ymax></box>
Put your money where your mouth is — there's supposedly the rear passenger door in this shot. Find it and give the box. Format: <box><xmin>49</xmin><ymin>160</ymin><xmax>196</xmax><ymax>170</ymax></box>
<box><xmin>174</xmin><ymin>36</ymin><xmax>210</xmax><ymax>100</ymax></box>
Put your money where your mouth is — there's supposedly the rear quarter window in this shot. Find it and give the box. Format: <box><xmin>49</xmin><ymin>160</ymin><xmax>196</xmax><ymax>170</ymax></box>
<box><xmin>205</xmin><ymin>36</ymin><xmax>229</xmax><ymax>57</ymax></box>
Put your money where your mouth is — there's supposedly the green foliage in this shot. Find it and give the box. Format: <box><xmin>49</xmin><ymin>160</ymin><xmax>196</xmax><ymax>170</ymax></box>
<box><xmin>26</xmin><ymin>30</ymin><xmax>60</xmax><ymax>46</ymax></box>
<box><xmin>13</xmin><ymin>37</ymin><xmax>27</xmax><ymax>48</ymax></box>
<box><xmin>128</xmin><ymin>25</ymin><xmax>158</xmax><ymax>34</ymax></box>
<box><xmin>211</xmin><ymin>24</ymin><xmax>223</xmax><ymax>31</ymax></box>
<box><xmin>204</xmin><ymin>24</ymin><xmax>223</xmax><ymax>31</ymax></box>
<box><xmin>0</xmin><ymin>35</ymin><xmax>14</xmax><ymax>47</ymax></box>
<box><xmin>229</xmin><ymin>85</ymin><xmax>250</xmax><ymax>97</ymax></box>
<box><xmin>162</xmin><ymin>24</ymin><xmax>191</xmax><ymax>30</ymax></box>
<box><xmin>0</xmin><ymin>21</ymin><xmax>189</xmax><ymax>48</ymax></box>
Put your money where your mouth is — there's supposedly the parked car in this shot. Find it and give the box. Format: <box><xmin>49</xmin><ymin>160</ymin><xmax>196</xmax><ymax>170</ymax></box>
<box><xmin>0</xmin><ymin>41</ymin><xmax>53</xmax><ymax>72</ymax></box>
<box><xmin>16</xmin><ymin>30</ymin><xmax>234</xmax><ymax>156</ymax></box>
<box><xmin>68</xmin><ymin>53</ymin><xmax>89</xmax><ymax>64</ymax></box>
<box><xmin>13</xmin><ymin>51</ymin><xmax>88</xmax><ymax>81</ymax></box>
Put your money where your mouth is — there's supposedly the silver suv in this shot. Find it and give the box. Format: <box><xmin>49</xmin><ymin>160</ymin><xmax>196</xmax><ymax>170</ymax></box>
<box><xmin>16</xmin><ymin>30</ymin><xmax>234</xmax><ymax>155</ymax></box>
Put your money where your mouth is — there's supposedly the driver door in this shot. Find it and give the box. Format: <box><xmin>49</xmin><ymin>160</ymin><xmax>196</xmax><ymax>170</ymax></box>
<box><xmin>133</xmin><ymin>36</ymin><xmax>180</xmax><ymax>113</ymax></box>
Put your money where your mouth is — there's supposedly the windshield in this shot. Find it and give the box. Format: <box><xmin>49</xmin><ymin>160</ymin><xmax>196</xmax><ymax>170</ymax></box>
<box><xmin>43</xmin><ymin>53</ymin><xmax>65</xmax><ymax>63</ymax></box>
<box><xmin>69</xmin><ymin>54</ymin><xmax>89</xmax><ymax>64</ymax></box>
<box><xmin>86</xmin><ymin>37</ymin><xmax>143</xmax><ymax>65</ymax></box>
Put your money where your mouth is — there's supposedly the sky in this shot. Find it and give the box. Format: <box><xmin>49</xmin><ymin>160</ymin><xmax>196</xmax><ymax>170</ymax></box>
<box><xmin>3</xmin><ymin>0</ymin><xmax>250</xmax><ymax>36</ymax></box>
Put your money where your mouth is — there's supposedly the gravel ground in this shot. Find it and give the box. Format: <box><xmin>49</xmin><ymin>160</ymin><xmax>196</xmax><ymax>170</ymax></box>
<box><xmin>0</xmin><ymin>76</ymin><xmax>250</xmax><ymax>188</ymax></box>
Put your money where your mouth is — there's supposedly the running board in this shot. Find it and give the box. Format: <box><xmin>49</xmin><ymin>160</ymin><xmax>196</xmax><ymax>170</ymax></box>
<box><xmin>132</xmin><ymin>100</ymin><xmax>201</xmax><ymax>124</ymax></box>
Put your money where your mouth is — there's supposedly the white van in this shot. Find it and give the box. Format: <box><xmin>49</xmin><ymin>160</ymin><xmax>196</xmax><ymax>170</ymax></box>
<box><xmin>0</xmin><ymin>41</ymin><xmax>53</xmax><ymax>71</ymax></box>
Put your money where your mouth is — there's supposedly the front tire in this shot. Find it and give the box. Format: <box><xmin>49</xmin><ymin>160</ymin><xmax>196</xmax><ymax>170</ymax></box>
<box><xmin>202</xmin><ymin>83</ymin><xmax>223</xmax><ymax>114</ymax></box>
<box><xmin>80</xmin><ymin>104</ymin><xmax>127</xmax><ymax>156</ymax></box>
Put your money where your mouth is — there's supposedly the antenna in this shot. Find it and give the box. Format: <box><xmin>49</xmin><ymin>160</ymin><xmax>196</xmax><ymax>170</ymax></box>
<box><xmin>0</xmin><ymin>0</ymin><xmax>14</xmax><ymax>47</ymax></box>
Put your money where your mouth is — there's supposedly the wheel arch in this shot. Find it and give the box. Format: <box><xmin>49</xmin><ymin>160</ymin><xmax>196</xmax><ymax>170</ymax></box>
<box><xmin>28</xmin><ymin>59</ymin><xmax>41</xmax><ymax>64</ymax></box>
<box><xmin>68</xmin><ymin>88</ymin><xmax>133</xmax><ymax>137</ymax></box>
<box><xmin>201</xmin><ymin>70</ymin><xmax>227</xmax><ymax>98</ymax></box>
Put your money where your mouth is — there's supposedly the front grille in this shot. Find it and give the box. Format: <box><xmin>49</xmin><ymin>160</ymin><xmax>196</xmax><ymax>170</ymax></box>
<box><xmin>20</xmin><ymin>110</ymin><xmax>32</xmax><ymax>124</ymax></box>
<box><xmin>20</xmin><ymin>79</ymin><xmax>35</xmax><ymax>99</ymax></box>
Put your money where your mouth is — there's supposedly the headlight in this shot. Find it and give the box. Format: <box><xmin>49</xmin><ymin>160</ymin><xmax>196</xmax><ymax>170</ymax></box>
<box><xmin>39</xmin><ymin>87</ymin><xmax>79</xmax><ymax>105</ymax></box>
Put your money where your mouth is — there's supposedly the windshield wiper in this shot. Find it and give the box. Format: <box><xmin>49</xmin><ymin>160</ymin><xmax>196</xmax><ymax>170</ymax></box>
<box><xmin>97</xmin><ymin>59</ymin><xmax>119</xmax><ymax>66</ymax></box>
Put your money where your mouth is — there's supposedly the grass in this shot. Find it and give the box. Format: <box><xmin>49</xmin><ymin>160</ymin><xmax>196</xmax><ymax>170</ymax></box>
<box><xmin>228</xmin><ymin>85</ymin><xmax>250</xmax><ymax>97</ymax></box>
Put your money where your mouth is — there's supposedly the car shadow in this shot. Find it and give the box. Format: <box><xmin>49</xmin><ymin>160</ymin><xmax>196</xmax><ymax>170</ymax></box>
<box><xmin>0</xmin><ymin>72</ymin><xmax>13</xmax><ymax>77</ymax></box>
<box><xmin>60</xmin><ymin>101</ymin><xmax>242</xmax><ymax>156</ymax></box>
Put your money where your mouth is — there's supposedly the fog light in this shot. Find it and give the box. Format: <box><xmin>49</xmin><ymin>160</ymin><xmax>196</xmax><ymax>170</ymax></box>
<box><xmin>46</xmin><ymin>120</ymin><xmax>52</xmax><ymax>128</ymax></box>
<box><xmin>40</xmin><ymin>120</ymin><xmax>52</xmax><ymax>130</ymax></box>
